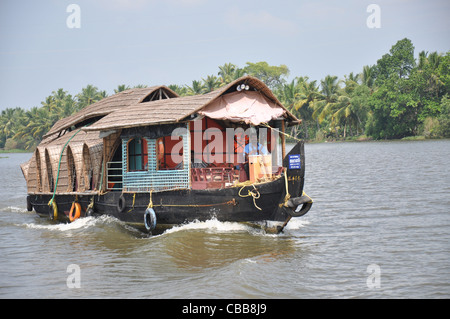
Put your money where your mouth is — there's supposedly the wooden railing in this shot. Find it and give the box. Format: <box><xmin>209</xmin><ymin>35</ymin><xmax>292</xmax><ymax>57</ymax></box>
<box><xmin>191</xmin><ymin>167</ymin><xmax>234</xmax><ymax>190</ymax></box>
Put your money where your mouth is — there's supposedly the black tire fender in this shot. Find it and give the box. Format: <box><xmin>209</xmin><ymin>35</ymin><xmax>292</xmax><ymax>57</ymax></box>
<box><xmin>117</xmin><ymin>194</ymin><xmax>127</xmax><ymax>213</ymax></box>
<box><xmin>144</xmin><ymin>208</ymin><xmax>157</xmax><ymax>231</ymax></box>
<box><xmin>287</xmin><ymin>201</ymin><xmax>313</xmax><ymax>217</ymax></box>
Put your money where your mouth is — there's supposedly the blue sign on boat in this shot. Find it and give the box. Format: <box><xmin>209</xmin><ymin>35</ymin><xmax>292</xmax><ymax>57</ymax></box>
<box><xmin>289</xmin><ymin>154</ymin><xmax>301</xmax><ymax>170</ymax></box>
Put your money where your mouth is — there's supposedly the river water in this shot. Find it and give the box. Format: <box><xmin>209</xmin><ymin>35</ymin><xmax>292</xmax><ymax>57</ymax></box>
<box><xmin>0</xmin><ymin>140</ymin><xmax>449</xmax><ymax>299</ymax></box>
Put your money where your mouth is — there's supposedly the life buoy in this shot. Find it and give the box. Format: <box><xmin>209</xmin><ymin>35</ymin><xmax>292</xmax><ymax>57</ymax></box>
<box><xmin>117</xmin><ymin>194</ymin><xmax>126</xmax><ymax>213</ymax></box>
<box><xmin>157</xmin><ymin>138</ymin><xmax>164</xmax><ymax>161</ymax></box>
<box><xmin>48</xmin><ymin>201</ymin><xmax>58</xmax><ymax>220</ymax></box>
<box><xmin>69</xmin><ymin>202</ymin><xmax>81</xmax><ymax>222</ymax></box>
<box><xmin>144</xmin><ymin>208</ymin><xmax>157</xmax><ymax>231</ymax></box>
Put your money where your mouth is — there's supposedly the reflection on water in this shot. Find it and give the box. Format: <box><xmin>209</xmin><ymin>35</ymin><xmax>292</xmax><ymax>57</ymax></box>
<box><xmin>158</xmin><ymin>221</ymin><xmax>297</xmax><ymax>270</ymax></box>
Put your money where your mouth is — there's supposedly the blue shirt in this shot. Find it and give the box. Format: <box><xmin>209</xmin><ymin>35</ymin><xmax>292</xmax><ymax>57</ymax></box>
<box><xmin>244</xmin><ymin>143</ymin><xmax>268</xmax><ymax>156</ymax></box>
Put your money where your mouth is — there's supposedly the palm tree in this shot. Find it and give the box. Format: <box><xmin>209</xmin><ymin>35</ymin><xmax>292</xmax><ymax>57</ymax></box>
<box><xmin>361</xmin><ymin>65</ymin><xmax>375</xmax><ymax>91</ymax></box>
<box><xmin>202</xmin><ymin>75</ymin><xmax>221</xmax><ymax>92</ymax></box>
<box><xmin>344</xmin><ymin>72</ymin><xmax>360</xmax><ymax>94</ymax></box>
<box><xmin>0</xmin><ymin>108</ymin><xmax>19</xmax><ymax>139</ymax></box>
<box><xmin>231</xmin><ymin>68</ymin><xmax>246</xmax><ymax>81</ymax></box>
<box><xmin>186</xmin><ymin>80</ymin><xmax>206</xmax><ymax>95</ymax></box>
<box><xmin>418</xmin><ymin>51</ymin><xmax>429</xmax><ymax>70</ymax></box>
<box><xmin>329</xmin><ymin>94</ymin><xmax>353</xmax><ymax>138</ymax></box>
<box><xmin>312</xmin><ymin>75</ymin><xmax>341</xmax><ymax>124</ymax></box>
<box><xmin>279</xmin><ymin>79</ymin><xmax>297</xmax><ymax>110</ymax></box>
<box><xmin>14</xmin><ymin>107</ymin><xmax>52</xmax><ymax>150</ymax></box>
<box><xmin>41</xmin><ymin>95</ymin><xmax>55</xmax><ymax>112</ymax></box>
<box><xmin>114</xmin><ymin>84</ymin><xmax>130</xmax><ymax>94</ymax></box>
<box><xmin>76</xmin><ymin>84</ymin><xmax>102</xmax><ymax>109</ymax></box>
<box><xmin>168</xmin><ymin>84</ymin><xmax>187</xmax><ymax>96</ymax></box>
<box><xmin>417</xmin><ymin>51</ymin><xmax>443</xmax><ymax>99</ymax></box>
<box><xmin>98</xmin><ymin>90</ymin><xmax>108</xmax><ymax>99</ymax></box>
<box><xmin>218</xmin><ymin>63</ymin><xmax>237</xmax><ymax>84</ymax></box>
<box><xmin>294</xmin><ymin>79</ymin><xmax>320</xmax><ymax>139</ymax></box>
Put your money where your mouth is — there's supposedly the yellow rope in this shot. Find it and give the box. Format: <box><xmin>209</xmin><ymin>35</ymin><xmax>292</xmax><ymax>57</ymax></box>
<box><xmin>279</xmin><ymin>168</ymin><xmax>291</xmax><ymax>208</ymax></box>
<box><xmin>127</xmin><ymin>193</ymin><xmax>136</xmax><ymax>212</ymax></box>
<box><xmin>147</xmin><ymin>190</ymin><xmax>153</xmax><ymax>209</ymax></box>
<box><xmin>261</xmin><ymin>122</ymin><xmax>303</xmax><ymax>142</ymax></box>
<box><xmin>87</xmin><ymin>197</ymin><xmax>94</xmax><ymax>210</ymax></box>
<box><xmin>238</xmin><ymin>184</ymin><xmax>262</xmax><ymax>211</ymax></box>
<box><xmin>302</xmin><ymin>191</ymin><xmax>313</xmax><ymax>203</ymax></box>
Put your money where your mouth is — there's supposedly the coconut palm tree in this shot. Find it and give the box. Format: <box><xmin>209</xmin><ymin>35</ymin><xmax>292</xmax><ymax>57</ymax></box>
<box><xmin>0</xmin><ymin>108</ymin><xmax>19</xmax><ymax>139</ymax></box>
<box><xmin>76</xmin><ymin>84</ymin><xmax>103</xmax><ymax>109</ymax></box>
<box><xmin>13</xmin><ymin>107</ymin><xmax>52</xmax><ymax>150</ymax></box>
<box><xmin>218</xmin><ymin>63</ymin><xmax>237</xmax><ymax>84</ymax></box>
<box><xmin>186</xmin><ymin>80</ymin><xmax>206</xmax><ymax>95</ymax></box>
<box><xmin>41</xmin><ymin>95</ymin><xmax>55</xmax><ymax>112</ymax></box>
<box><xmin>168</xmin><ymin>84</ymin><xmax>187</xmax><ymax>96</ymax></box>
<box><xmin>278</xmin><ymin>79</ymin><xmax>298</xmax><ymax>110</ymax></box>
<box><xmin>361</xmin><ymin>65</ymin><xmax>376</xmax><ymax>91</ymax></box>
<box><xmin>114</xmin><ymin>84</ymin><xmax>130</xmax><ymax>94</ymax></box>
<box><xmin>294</xmin><ymin>79</ymin><xmax>320</xmax><ymax>139</ymax></box>
<box><xmin>329</xmin><ymin>94</ymin><xmax>353</xmax><ymax>138</ymax></box>
<box><xmin>202</xmin><ymin>75</ymin><xmax>221</xmax><ymax>92</ymax></box>
<box><xmin>312</xmin><ymin>75</ymin><xmax>341</xmax><ymax>124</ymax></box>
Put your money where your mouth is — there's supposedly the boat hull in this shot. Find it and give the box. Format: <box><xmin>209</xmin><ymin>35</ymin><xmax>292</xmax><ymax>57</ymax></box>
<box><xmin>28</xmin><ymin>142</ymin><xmax>311</xmax><ymax>233</ymax></box>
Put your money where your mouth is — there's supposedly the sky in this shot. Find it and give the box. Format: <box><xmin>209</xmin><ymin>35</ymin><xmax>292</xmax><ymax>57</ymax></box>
<box><xmin>0</xmin><ymin>0</ymin><xmax>449</xmax><ymax>111</ymax></box>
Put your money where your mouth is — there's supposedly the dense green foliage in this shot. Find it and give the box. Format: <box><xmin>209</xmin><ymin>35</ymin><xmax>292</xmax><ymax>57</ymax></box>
<box><xmin>1</xmin><ymin>38</ymin><xmax>449</xmax><ymax>151</ymax></box>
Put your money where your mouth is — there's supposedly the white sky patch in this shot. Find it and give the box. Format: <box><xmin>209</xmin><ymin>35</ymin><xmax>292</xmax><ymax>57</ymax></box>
<box><xmin>225</xmin><ymin>7</ymin><xmax>299</xmax><ymax>36</ymax></box>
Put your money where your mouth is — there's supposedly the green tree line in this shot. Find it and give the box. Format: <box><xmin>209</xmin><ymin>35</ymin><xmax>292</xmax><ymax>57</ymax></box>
<box><xmin>1</xmin><ymin>38</ymin><xmax>449</xmax><ymax>151</ymax></box>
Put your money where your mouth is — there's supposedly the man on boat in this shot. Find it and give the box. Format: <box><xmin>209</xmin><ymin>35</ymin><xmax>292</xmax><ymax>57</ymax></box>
<box><xmin>243</xmin><ymin>128</ymin><xmax>269</xmax><ymax>179</ymax></box>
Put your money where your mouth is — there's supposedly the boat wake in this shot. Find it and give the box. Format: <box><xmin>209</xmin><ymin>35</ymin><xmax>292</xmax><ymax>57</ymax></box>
<box><xmin>22</xmin><ymin>214</ymin><xmax>309</xmax><ymax>237</ymax></box>
<box><xmin>163</xmin><ymin>218</ymin><xmax>251</xmax><ymax>235</ymax></box>
<box><xmin>23</xmin><ymin>215</ymin><xmax>119</xmax><ymax>232</ymax></box>
<box><xmin>282</xmin><ymin>217</ymin><xmax>310</xmax><ymax>230</ymax></box>
<box><xmin>3</xmin><ymin>206</ymin><xmax>28</xmax><ymax>213</ymax></box>
<box><xmin>160</xmin><ymin>217</ymin><xmax>309</xmax><ymax>236</ymax></box>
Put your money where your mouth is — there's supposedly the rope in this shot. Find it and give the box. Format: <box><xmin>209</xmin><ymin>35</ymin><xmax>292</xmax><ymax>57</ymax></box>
<box><xmin>87</xmin><ymin>196</ymin><xmax>94</xmax><ymax>210</ymax></box>
<box><xmin>279</xmin><ymin>168</ymin><xmax>291</xmax><ymax>208</ymax></box>
<box><xmin>238</xmin><ymin>184</ymin><xmax>262</xmax><ymax>211</ymax></box>
<box><xmin>147</xmin><ymin>190</ymin><xmax>153</xmax><ymax>209</ymax></box>
<box><xmin>127</xmin><ymin>193</ymin><xmax>136</xmax><ymax>212</ymax></box>
<box><xmin>261</xmin><ymin>122</ymin><xmax>303</xmax><ymax>142</ymax></box>
<box><xmin>302</xmin><ymin>191</ymin><xmax>313</xmax><ymax>203</ymax></box>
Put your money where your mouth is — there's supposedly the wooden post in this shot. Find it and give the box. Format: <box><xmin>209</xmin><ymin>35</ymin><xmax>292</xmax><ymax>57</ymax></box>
<box><xmin>281</xmin><ymin>120</ymin><xmax>286</xmax><ymax>160</ymax></box>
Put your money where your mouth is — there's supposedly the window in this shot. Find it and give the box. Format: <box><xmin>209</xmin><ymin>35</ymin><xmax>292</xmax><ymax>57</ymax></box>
<box><xmin>156</xmin><ymin>136</ymin><xmax>183</xmax><ymax>170</ymax></box>
<box><xmin>128</xmin><ymin>138</ymin><xmax>148</xmax><ymax>171</ymax></box>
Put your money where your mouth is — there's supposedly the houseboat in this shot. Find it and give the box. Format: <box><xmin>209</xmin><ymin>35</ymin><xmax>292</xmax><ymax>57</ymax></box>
<box><xmin>21</xmin><ymin>76</ymin><xmax>312</xmax><ymax>234</ymax></box>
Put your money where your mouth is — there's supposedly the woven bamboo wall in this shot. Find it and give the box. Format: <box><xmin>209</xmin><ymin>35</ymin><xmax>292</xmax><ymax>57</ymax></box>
<box><xmin>24</xmin><ymin>129</ymin><xmax>103</xmax><ymax>194</ymax></box>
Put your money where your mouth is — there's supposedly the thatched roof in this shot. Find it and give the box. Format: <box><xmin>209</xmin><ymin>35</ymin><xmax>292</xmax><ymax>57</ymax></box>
<box><xmin>22</xmin><ymin>124</ymin><xmax>106</xmax><ymax>193</ymax></box>
<box><xmin>83</xmin><ymin>76</ymin><xmax>299</xmax><ymax>132</ymax></box>
<box><xmin>43</xmin><ymin>86</ymin><xmax>178</xmax><ymax>138</ymax></box>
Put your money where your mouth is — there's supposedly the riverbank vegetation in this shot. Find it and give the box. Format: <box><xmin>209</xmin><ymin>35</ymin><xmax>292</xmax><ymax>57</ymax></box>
<box><xmin>1</xmin><ymin>38</ymin><xmax>449</xmax><ymax>151</ymax></box>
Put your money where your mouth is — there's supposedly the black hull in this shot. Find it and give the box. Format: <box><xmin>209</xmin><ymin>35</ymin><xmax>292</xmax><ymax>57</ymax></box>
<box><xmin>28</xmin><ymin>142</ymin><xmax>311</xmax><ymax>233</ymax></box>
